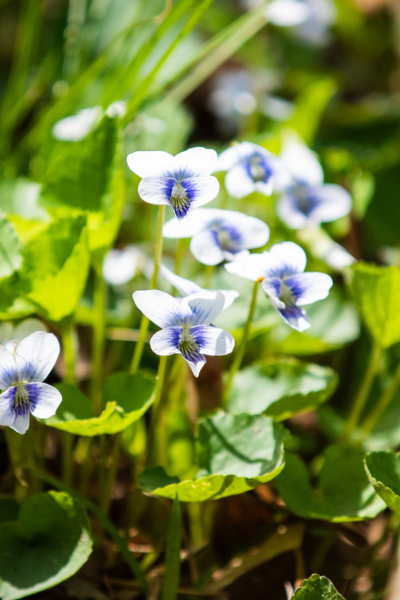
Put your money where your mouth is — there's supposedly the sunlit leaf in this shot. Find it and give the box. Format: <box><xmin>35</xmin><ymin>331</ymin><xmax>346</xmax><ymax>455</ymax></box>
<box><xmin>365</xmin><ymin>451</ymin><xmax>400</xmax><ymax>515</ymax></box>
<box><xmin>293</xmin><ymin>574</ymin><xmax>345</xmax><ymax>600</ymax></box>
<box><xmin>0</xmin><ymin>216</ymin><xmax>22</xmax><ymax>279</ymax></box>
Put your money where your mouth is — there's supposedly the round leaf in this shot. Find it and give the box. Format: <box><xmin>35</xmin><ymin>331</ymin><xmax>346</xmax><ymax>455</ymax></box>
<box><xmin>293</xmin><ymin>574</ymin><xmax>345</xmax><ymax>600</ymax></box>
<box><xmin>0</xmin><ymin>491</ymin><xmax>92</xmax><ymax>600</ymax></box>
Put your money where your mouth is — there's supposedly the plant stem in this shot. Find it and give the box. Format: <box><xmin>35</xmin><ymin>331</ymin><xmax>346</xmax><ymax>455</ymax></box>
<box><xmin>100</xmin><ymin>432</ymin><xmax>122</xmax><ymax>517</ymax></box>
<box><xmin>147</xmin><ymin>355</ymin><xmax>168</xmax><ymax>465</ymax></box>
<box><xmin>91</xmin><ymin>267</ymin><xmax>107</xmax><ymax>416</ymax></box>
<box><xmin>342</xmin><ymin>342</ymin><xmax>382</xmax><ymax>443</ymax></box>
<box><xmin>223</xmin><ymin>281</ymin><xmax>259</xmax><ymax>403</ymax></box>
<box><xmin>130</xmin><ymin>204</ymin><xmax>166</xmax><ymax>375</ymax></box>
<box><xmin>61</xmin><ymin>321</ymin><xmax>77</xmax><ymax>486</ymax></box>
<box><xmin>359</xmin><ymin>360</ymin><xmax>400</xmax><ymax>441</ymax></box>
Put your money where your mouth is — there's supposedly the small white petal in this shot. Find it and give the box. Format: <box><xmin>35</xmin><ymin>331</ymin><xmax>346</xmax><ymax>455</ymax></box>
<box><xmin>138</xmin><ymin>177</ymin><xmax>174</xmax><ymax>206</ymax></box>
<box><xmin>219</xmin><ymin>290</ymin><xmax>240</xmax><ymax>309</ymax></box>
<box><xmin>52</xmin><ymin>107</ymin><xmax>102</xmax><ymax>142</ymax></box>
<box><xmin>126</xmin><ymin>151</ymin><xmax>175</xmax><ymax>178</ymax></box>
<box><xmin>216</xmin><ymin>145</ymin><xmax>244</xmax><ymax>171</ymax></box>
<box><xmin>103</xmin><ymin>246</ymin><xmax>141</xmax><ymax>285</ymax></box>
<box><xmin>160</xmin><ymin>265</ymin><xmax>202</xmax><ymax>296</ymax></box>
<box><xmin>277</xmin><ymin>194</ymin><xmax>311</xmax><ymax>229</ymax></box>
<box><xmin>12</xmin><ymin>319</ymin><xmax>47</xmax><ymax>341</ymax></box>
<box><xmin>225</xmin><ymin>254</ymin><xmax>268</xmax><ymax>281</ymax></box>
<box><xmin>285</xmin><ymin>272</ymin><xmax>333</xmax><ymax>306</ymax></box>
<box><xmin>268</xmin><ymin>242</ymin><xmax>307</xmax><ymax>276</ymax></box>
<box><xmin>186</xmin><ymin>176</ymin><xmax>220</xmax><ymax>209</ymax></box>
<box><xmin>186</xmin><ymin>356</ymin><xmax>207</xmax><ymax>378</ymax></box>
<box><xmin>190</xmin><ymin>230</ymin><xmax>226</xmax><ymax>265</ymax></box>
<box><xmin>308</xmin><ymin>184</ymin><xmax>352</xmax><ymax>223</ymax></box>
<box><xmin>173</xmin><ymin>147</ymin><xmax>218</xmax><ymax>177</ymax></box>
<box><xmin>14</xmin><ymin>332</ymin><xmax>60</xmax><ymax>383</ymax></box>
<box><xmin>225</xmin><ymin>163</ymin><xmax>256</xmax><ymax>198</ymax></box>
<box><xmin>0</xmin><ymin>388</ymin><xmax>16</xmax><ymax>427</ymax></box>
<box><xmin>150</xmin><ymin>327</ymin><xmax>182</xmax><ymax>356</ymax></box>
<box><xmin>181</xmin><ymin>291</ymin><xmax>226</xmax><ymax>326</ymax></box>
<box><xmin>279</xmin><ymin>304</ymin><xmax>311</xmax><ymax>331</ymax></box>
<box><xmin>193</xmin><ymin>326</ymin><xmax>235</xmax><ymax>356</ymax></box>
<box><xmin>267</xmin><ymin>0</ymin><xmax>311</xmax><ymax>26</ymax></box>
<box><xmin>133</xmin><ymin>290</ymin><xmax>182</xmax><ymax>328</ymax></box>
<box><xmin>30</xmin><ymin>383</ymin><xmax>63</xmax><ymax>419</ymax></box>
<box><xmin>0</xmin><ymin>345</ymin><xmax>18</xmax><ymax>389</ymax></box>
<box><xmin>10</xmin><ymin>413</ymin><xmax>30</xmax><ymax>434</ymax></box>
<box><xmin>281</xmin><ymin>138</ymin><xmax>324</xmax><ymax>186</ymax></box>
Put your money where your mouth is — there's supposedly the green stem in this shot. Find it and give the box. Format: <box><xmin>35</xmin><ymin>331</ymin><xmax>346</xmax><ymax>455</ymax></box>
<box><xmin>147</xmin><ymin>355</ymin><xmax>168</xmax><ymax>466</ymax></box>
<box><xmin>91</xmin><ymin>268</ymin><xmax>106</xmax><ymax>415</ymax></box>
<box><xmin>61</xmin><ymin>321</ymin><xmax>77</xmax><ymax>487</ymax></box>
<box><xmin>100</xmin><ymin>433</ymin><xmax>122</xmax><ymax>517</ymax></box>
<box><xmin>31</xmin><ymin>468</ymin><xmax>148</xmax><ymax>593</ymax></box>
<box><xmin>359</xmin><ymin>360</ymin><xmax>400</xmax><ymax>441</ymax></box>
<box><xmin>131</xmin><ymin>205</ymin><xmax>166</xmax><ymax>375</ymax></box>
<box><xmin>223</xmin><ymin>281</ymin><xmax>259</xmax><ymax>403</ymax></box>
<box><xmin>342</xmin><ymin>342</ymin><xmax>382</xmax><ymax>443</ymax></box>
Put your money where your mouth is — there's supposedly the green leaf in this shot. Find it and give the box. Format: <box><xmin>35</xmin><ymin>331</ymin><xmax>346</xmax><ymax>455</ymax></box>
<box><xmin>162</xmin><ymin>497</ymin><xmax>182</xmax><ymax>600</ymax></box>
<box><xmin>0</xmin><ymin>491</ymin><xmax>92</xmax><ymax>600</ymax></box>
<box><xmin>293</xmin><ymin>574</ymin><xmax>345</xmax><ymax>600</ymax></box>
<box><xmin>227</xmin><ymin>359</ymin><xmax>338</xmax><ymax>420</ymax></box>
<box><xmin>365</xmin><ymin>451</ymin><xmax>400</xmax><ymax>515</ymax></box>
<box><xmin>20</xmin><ymin>213</ymin><xmax>90</xmax><ymax>322</ymax></box>
<box><xmin>0</xmin><ymin>499</ymin><xmax>19</xmax><ymax>525</ymax></box>
<box><xmin>0</xmin><ymin>216</ymin><xmax>22</xmax><ymax>279</ymax></box>
<box><xmin>138</xmin><ymin>413</ymin><xmax>288</xmax><ymax>502</ymax></box>
<box><xmin>45</xmin><ymin>374</ymin><xmax>154</xmax><ymax>436</ymax></box>
<box><xmin>0</xmin><ymin>178</ymin><xmax>48</xmax><ymax>221</ymax></box>
<box><xmin>348</xmin><ymin>263</ymin><xmax>400</xmax><ymax>348</ymax></box>
<box><xmin>276</xmin><ymin>446</ymin><xmax>385</xmax><ymax>522</ymax></box>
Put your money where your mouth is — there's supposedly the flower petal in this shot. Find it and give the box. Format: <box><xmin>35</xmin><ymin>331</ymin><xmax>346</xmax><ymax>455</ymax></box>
<box><xmin>281</xmin><ymin>139</ymin><xmax>324</xmax><ymax>186</ymax></box>
<box><xmin>150</xmin><ymin>327</ymin><xmax>182</xmax><ymax>356</ymax></box>
<box><xmin>184</xmin><ymin>176</ymin><xmax>220</xmax><ymax>209</ymax></box>
<box><xmin>138</xmin><ymin>177</ymin><xmax>175</xmax><ymax>206</ymax></box>
<box><xmin>133</xmin><ymin>290</ymin><xmax>182</xmax><ymax>328</ymax></box>
<box><xmin>29</xmin><ymin>383</ymin><xmax>63</xmax><ymax>419</ymax></box>
<box><xmin>0</xmin><ymin>345</ymin><xmax>18</xmax><ymax>389</ymax></box>
<box><xmin>192</xmin><ymin>326</ymin><xmax>235</xmax><ymax>356</ymax></box>
<box><xmin>52</xmin><ymin>107</ymin><xmax>102</xmax><ymax>142</ymax></box>
<box><xmin>308</xmin><ymin>184</ymin><xmax>352</xmax><ymax>223</ymax></box>
<box><xmin>225</xmin><ymin>163</ymin><xmax>256</xmax><ymax>198</ymax></box>
<box><xmin>10</xmin><ymin>413</ymin><xmax>30</xmax><ymax>434</ymax></box>
<box><xmin>0</xmin><ymin>388</ymin><xmax>16</xmax><ymax>427</ymax></box>
<box><xmin>268</xmin><ymin>242</ymin><xmax>307</xmax><ymax>277</ymax></box>
<box><xmin>126</xmin><ymin>151</ymin><xmax>175</xmax><ymax>178</ymax></box>
<box><xmin>231</xmin><ymin>213</ymin><xmax>270</xmax><ymax>249</ymax></box>
<box><xmin>183</xmin><ymin>354</ymin><xmax>206</xmax><ymax>378</ymax></box>
<box><xmin>261</xmin><ymin>277</ymin><xmax>285</xmax><ymax>309</ymax></box>
<box><xmin>173</xmin><ymin>147</ymin><xmax>218</xmax><ymax>177</ymax></box>
<box><xmin>267</xmin><ymin>0</ymin><xmax>311</xmax><ymax>26</ymax></box>
<box><xmin>225</xmin><ymin>254</ymin><xmax>269</xmax><ymax>281</ymax></box>
<box><xmin>14</xmin><ymin>332</ymin><xmax>60</xmax><ymax>383</ymax></box>
<box><xmin>181</xmin><ymin>291</ymin><xmax>226</xmax><ymax>326</ymax></box>
<box><xmin>103</xmin><ymin>246</ymin><xmax>141</xmax><ymax>285</ymax></box>
<box><xmin>190</xmin><ymin>230</ymin><xmax>226</xmax><ymax>265</ymax></box>
<box><xmin>160</xmin><ymin>265</ymin><xmax>202</xmax><ymax>296</ymax></box>
<box><xmin>278</xmin><ymin>304</ymin><xmax>311</xmax><ymax>332</ymax></box>
<box><xmin>285</xmin><ymin>272</ymin><xmax>333</xmax><ymax>306</ymax></box>
<box><xmin>277</xmin><ymin>194</ymin><xmax>312</xmax><ymax>229</ymax></box>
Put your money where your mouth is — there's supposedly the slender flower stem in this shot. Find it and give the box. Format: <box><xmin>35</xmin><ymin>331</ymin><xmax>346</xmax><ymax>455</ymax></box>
<box><xmin>342</xmin><ymin>342</ymin><xmax>382</xmax><ymax>443</ymax></box>
<box><xmin>130</xmin><ymin>205</ymin><xmax>166</xmax><ymax>375</ymax></box>
<box><xmin>147</xmin><ymin>355</ymin><xmax>168</xmax><ymax>465</ymax></box>
<box><xmin>223</xmin><ymin>281</ymin><xmax>259</xmax><ymax>403</ymax></box>
<box><xmin>359</xmin><ymin>360</ymin><xmax>400</xmax><ymax>441</ymax></box>
<box><xmin>61</xmin><ymin>321</ymin><xmax>77</xmax><ymax>487</ymax></box>
<box><xmin>91</xmin><ymin>267</ymin><xmax>107</xmax><ymax>416</ymax></box>
<box><xmin>100</xmin><ymin>432</ymin><xmax>122</xmax><ymax>517</ymax></box>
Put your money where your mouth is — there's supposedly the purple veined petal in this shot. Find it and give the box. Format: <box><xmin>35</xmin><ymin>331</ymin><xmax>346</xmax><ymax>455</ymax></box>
<box><xmin>0</xmin><ymin>387</ymin><xmax>17</xmax><ymax>427</ymax></box>
<box><xmin>181</xmin><ymin>291</ymin><xmax>226</xmax><ymax>326</ymax></box>
<box><xmin>191</xmin><ymin>325</ymin><xmax>235</xmax><ymax>357</ymax></box>
<box><xmin>138</xmin><ymin>177</ymin><xmax>176</xmax><ymax>206</ymax></box>
<box><xmin>29</xmin><ymin>383</ymin><xmax>63</xmax><ymax>419</ymax></box>
<box><xmin>267</xmin><ymin>242</ymin><xmax>307</xmax><ymax>277</ymax></box>
<box><xmin>307</xmin><ymin>184</ymin><xmax>352</xmax><ymax>223</ymax></box>
<box><xmin>285</xmin><ymin>272</ymin><xmax>333</xmax><ymax>306</ymax></box>
<box><xmin>150</xmin><ymin>327</ymin><xmax>183</xmax><ymax>356</ymax></box>
<box><xmin>173</xmin><ymin>147</ymin><xmax>218</xmax><ymax>178</ymax></box>
<box><xmin>190</xmin><ymin>230</ymin><xmax>229</xmax><ymax>266</ymax></box>
<box><xmin>228</xmin><ymin>213</ymin><xmax>270</xmax><ymax>250</ymax></box>
<box><xmin>225</xmin><ymin>163</ymin><xmax>256</xmax><ymax>198</ymax></box>
<box><xmin>177</xmin><ymin>329</ymin><xmax>207</xmax><ymax>377</ymax></box>
<box><xmin>278</xmin><ymin>304</ymin><xmax>311</xmax><ymax>332</ymax></box>
<box><xmin>160</xmin><ymin>265</ymin><xmax>202</xmax><ymax>296</ymax></box>
<box><xmin>225</xmin><ymin>253</ymin><xmax>270</xmax><ymax>281</ymax></box>
<box><xmin>10</xmin><ymin>413</ymin><xmax>30</xmax><ymax>434</ymax></box>
<box><xmin>277</xmin><ymin>193</ymin><xmax>313</xmax><ymax>229</ymax></box>
<box><xmin>280</xmin><ymin>138</ymin><xmax>324</xmax><ymax>186</ymax></box>
<box><xmin>0</xmin><ymin>345</ymin><xmax>18</xmax><ymax>389</ymax></box>
<box><xmin>133</xmin><ymin>290</ymin><xmax>182</xmax><ymax>328</ymax></box>
<box><xmin>261</xmin><ymin>277</ymin><xmax>285</xmax><ymax>309</ymax></box>
<box><xmin>182</xmin><ymin>176</ymin><xmax>220</xmax><ymax>210</ymax></box>
<box><xmin>14</xmin><ymin>332</ymin><xmax>60</xmax><ymax>383</ymax></box>
<box><xmin>126</xmin><ymin>151</ymin><xmax>175</xmax><ymax>178</ymax></box>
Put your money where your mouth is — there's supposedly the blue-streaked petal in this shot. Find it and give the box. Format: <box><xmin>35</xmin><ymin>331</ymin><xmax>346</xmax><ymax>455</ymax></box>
<box><xmin>181</xmin><ymin>291</ymin><xmax>226</xmax><ymax>326</ymax></box>
<box><xmin>10</xmin><ymin>413</ymin><xmax>30</xmax><ymax>434</ymax></box>
<box><xmin>178</xmin><ymin>335</ymin><xmax>206</xmax><ymax>377</ymax></box>
<box><xmin>225</xmin><ymin>163</ymin><xmax>256</xmax><ymax>198</ymax></box>
<box><xmin>261</xmin><ymin>277</ymin><xmax>285</xmax><ymax>309</ymax></box>
<box><xmin>150</xmin><ymin>327</ymin><xmax>182</xmax><ymax>356</ymax></box>
<box><xmin>285</xmin><ymin>272</ymin><xmax>333</xmax><ymax>306</ymax></box>
<box><xmin>0</xmin><ymin>387</ymin><xmax>16</xmax><ymax>427</ymax></box>
<box><xmin>190</xmin><ymin>230</ymin><xmax>226</xmax><ymax>265</ymax></box>
<box><xmin>268</xmin><ymin>242</ymin><xmax>307</xmax><ymax>277</ymax></box>
<box><xmin>15</xmin><ymin>332</ymin><xmax>60</xmax><ymax>383</ymax></box>
<box><xmin>267</xmin><ymin>0</ymin><xmax>311</xmax><ymax>26</ymax></box>
<box><xmin>0</xmin><ymin>345</ymin><xmax>18</xmax><ymax>389</ymax></box>
<box><xmin>308</xmin><ymin>184</ymin><xmax>352</xmax><ymax>223</ymax></box>
<box><xmin>29</xmin><ymin>383</ymin><xmax>63</xmax><ymax>419</ymax></box>
<box><xmin>232</xmin><ymin>214</ymin><xmax>270</xmax><ymax>249</ymax></box>
<box><xmin>138</xmin><ymin>177</ymin><xmax>175</xmax><ymax>206</ymax></box>
<box><xmin>126</xmin><ymin>151</ymin><xmax>175</xmax><ymax>178</ymax></box>
<box><xmin>184</xmin><ymin>176</ymin><xmax>220</xmax><ymax>209</ymax></box>
<box><xmin>133</xmin><ymin>290</ymin><xmax>182</xmax><ymax>328</ymax></box>
<box><xmin>277</xmin><ymin>193</ymin><xmax>312</xmax><ymax>229</ymax></box>
<box><xmin>280</xmin><ymin>138</ymin><xmax>324</xmax><ymax>186</ymax></box>
<box><xmin>278</xmin><ymin>304</ymin><xmax>310</xmax><ymax>332</ymax></box>
<box><xmin>174</xmin><ymin>148</ymin><xmax>218</xmax><ymax>178</ymax></box>
<box><xmin>192</xmin><ymin>326</ymin><xmax>235</xmax><ymax>356</ymax></box>
<box><xmin>160</xmin><ymin>265</ymin><xmax>202</xmax><ymax>296</ymax></box>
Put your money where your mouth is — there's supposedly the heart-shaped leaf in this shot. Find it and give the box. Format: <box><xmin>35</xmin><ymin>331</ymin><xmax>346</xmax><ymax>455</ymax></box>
<box><xmin>365</xmin><ymin>451</ymin><xmax>400</xmax><ymax>515</ymax></box>
<box><xmin>227</xmin><ymin>359</ymin><xmax>338</xmax><ymax>420</ymax></box>
<box><xmin>276</xmin><ymin>446</ymin><xmax>385</xmax><ymax>522</ymax></box>
<box><xmin>293</xmin><ymin>574</ymin><xmax>345</xmax><ymax>599</ymax></box>
<box><xmin>348</xmin><ymin>263</ymin><xmax>400</xmax><ymax>348</ymax></box>
<box><xmin>0</xmin><ymin>491</ymin><xmax>92</xmax><ymax>600</ymax></box>
<box><xmin>138</xmin><ymin>413</ymin><xmax>288</xmax><ymax>502</ymax></box>
<box><xmin>45</xmin><ymin>373</ymin><xmax>154</xmax><ymax>435</ymax></box>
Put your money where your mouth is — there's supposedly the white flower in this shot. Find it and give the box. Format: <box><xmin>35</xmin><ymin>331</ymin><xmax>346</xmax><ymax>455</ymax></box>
<box><xmin>103</xmin><ymin>246</ymin><xmax>153</xmax><ymax>286</ymax></box>
<box><xmin>126</xmin><ymin>148</ymin><xmax>219</xmax><ymax>221</ymax></box>
<box><xmin>132</xmin><ymin>290</ymin><xmax>235</xmax><ymax>376</ymax></box>
<box><xmin>0</xmin><ymin>319</ymin><xmax>48</xmax><ymax>355</ymax></box>
<box><xmin>52</xmin><ymin>107</ymin><xmax>102</xmax><ymax>141</ymax></box>
<box><xmin>0</xmin><ymin>332</ymin><xmax>62</xmax><ymax>434</ymax></box>
<box><xmin>277</xmin><ymin>139</ymin><xmax>352</xmax><ymax>229</ymax></box>
<box><xmin>163</xmin><ymin>208</ymin><xmax>269</xmax><ymax>265</ymax></box>
<box><xmin>225</xmin><ymin>242</ymin><xmax>333</xmax><ymax>332</ymax></box>
<box><xmin>160</xmin><ymin>264</ymin><xmax>239</xmax><ymax>309</ymax></box>
<box><xmin>216</xmin><ymin>142</ymin><xmax>288</xmax><ymax>198</ymax></box>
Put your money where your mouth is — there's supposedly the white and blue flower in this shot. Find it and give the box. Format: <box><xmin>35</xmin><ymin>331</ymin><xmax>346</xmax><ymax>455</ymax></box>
<box><xmin>225</xmin><ymin>241</ymin><xmax>333</xmax><ymax>332</ymax></box>
<box><xmin>160</xmin><ymin>264</ymin><xmax>239</xmax><ymax>309</ymax></box>
<box><xmin>277</xmin><ymin>139</ymin><xmax>352</xmax><ymax>229</ymax></box>
<box><xmin>163</xmin><ymin>208</ymin><xmax>270</xmax><ymax>265</ymax></box>
<box><xmin>126</xmin><ymin>148</ymin><xmax>219</xmax><ymax>221</ymax></box>
<box><xmin>216</xmin><ymin>141</ymin><xmax>288</xmax><ymax>198</ymax></box>
<box><xmin>0</xmin><ymin>332</ymin><xmax>62</xmax><ymax>434</ymax></box>
<box><xmin>133</xmin><ymin>290</ymin><xmax>235</xmax><ymax>376</ymax></box>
